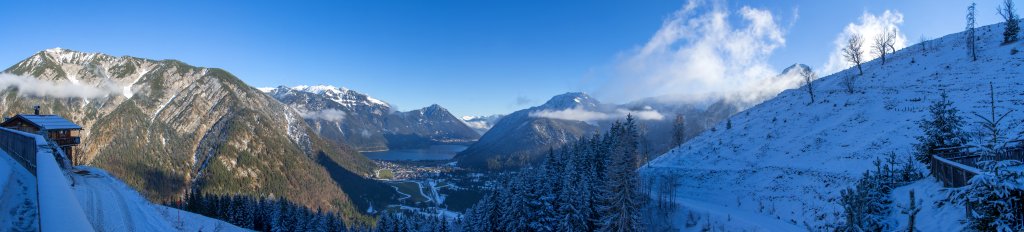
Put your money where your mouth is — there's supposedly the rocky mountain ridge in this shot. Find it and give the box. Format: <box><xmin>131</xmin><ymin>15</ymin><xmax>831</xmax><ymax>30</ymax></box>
<box><xmin>1</xmin><ymin>48</ymin><xmax>394</xmax><ymax>223</ymax></box>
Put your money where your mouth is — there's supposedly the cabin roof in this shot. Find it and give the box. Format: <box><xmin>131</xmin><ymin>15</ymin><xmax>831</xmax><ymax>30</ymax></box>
<box><xmin>5</xmin><ymin>114</ymin><xmax>82</xmax><ymax>130</ymax></box>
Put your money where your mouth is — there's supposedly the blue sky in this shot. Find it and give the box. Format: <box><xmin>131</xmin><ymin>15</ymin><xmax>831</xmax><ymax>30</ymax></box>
<box><xmin>0</xmin><ymin>1</ymin><xmax>1010</xmax><ymax>116</ymax></box>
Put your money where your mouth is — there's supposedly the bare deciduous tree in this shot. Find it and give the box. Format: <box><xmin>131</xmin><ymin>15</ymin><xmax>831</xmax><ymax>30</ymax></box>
<box><xmin>671</xmin><ymin>114</ymin><xmax>685</xmax><ymax>148</ymax></box>
<box><xmin>873</xmin><ymin>29</ymin><xmax>897</xmax><ymax>65</ymax></box>
<box><xmin>802</xmin><ymin>68</ymin><xmax>816</xmax><ymax>105</ymax></box>
<box><xmin>842</xmin><ymin>74</ymin><xmax>856</xmax><ymax>94</ymax></box>
<box><xmin>843</xmin><ymin>34</ymin><xmax>865</xmax><ymax>75</ymax></box>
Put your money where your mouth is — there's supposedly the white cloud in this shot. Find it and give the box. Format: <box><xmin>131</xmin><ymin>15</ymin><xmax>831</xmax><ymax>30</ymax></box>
<box><xmin>298</xmin><ymin>109</ymin><xmax>346</xmax><ymax>121</ymax></box>
<box><xmin>601</xmin><ymin>0</ymin><xmax>796</xmax><ymax>105</ymax></box>
<box><xmin>529</xmin><ymin>106</ymin><xmax>664</xmax><ymax>124</ymax></box>
<box><xmin>0</xmin><ymin>73</ymin><xmax>120</xmax><ymax>98</ymax></box>
<box><xmin>821</xmin><ymin>10</ymin><xmax>907</xmax><ymax>75</ymax></box>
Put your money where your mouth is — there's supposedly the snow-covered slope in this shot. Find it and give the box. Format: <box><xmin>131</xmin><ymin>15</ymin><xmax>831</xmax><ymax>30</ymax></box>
<box><xmin>0</xmin><ymin>153</ymin><xmax>244</xmax><ymax>231</ymax></box>
<box><xmin>71</xmin><ymin>167</ymin><xmax>247</xmax><ymax>231</ymax></box>
<box><xmin>641</xmin><ymin>23</ymin><xmax>1023</xmax><ymax>231</ymax></box>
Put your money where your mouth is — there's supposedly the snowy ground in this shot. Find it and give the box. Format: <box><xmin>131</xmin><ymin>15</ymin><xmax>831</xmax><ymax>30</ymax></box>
<box><xmin>888</xmin><ymin>177</ymin><xmax>967</xmax><ymax>232</ymax></box>
<box><xmin>642</xmin><ymin>22</ymin><xmax>1023</xmax><ymax>231</ymax></box>
<box><xmin>70</xmin><ymin>166</ymin><xmax>248</xmax><ymax>232</ymax></box>
<box><xmin>0</xmin><ymin>152</ymin><xmax>37</xmax><ymax>231</ymax></box>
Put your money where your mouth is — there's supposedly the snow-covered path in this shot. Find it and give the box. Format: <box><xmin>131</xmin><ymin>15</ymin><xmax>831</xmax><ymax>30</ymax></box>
<box><xmin>0</xmin><ymin>152</ymin><xmax>36</xmax><ymax>231</ymax></box>
<box><xmin>71</xmin><ymin>166</ymin><xmax>247</xmax><ymax>232</ymax></box>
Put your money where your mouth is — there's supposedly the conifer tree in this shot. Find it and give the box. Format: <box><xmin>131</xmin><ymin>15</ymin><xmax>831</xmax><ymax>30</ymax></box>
<box><xmin>598</xmin><ymin>116</ymin><xmax>645</xmax><ymax>232</ymax></box>
<box><xmin>914</xmin><ymin>91</ymin><xmax>968</xmax><ymax>163</ymax></box>
<box><xmin>999</xmin><ymin>0</ymin><xmax>1020</xmax><ymax>43</ymax></box>
<box><xmin>967</xmin><ymin>3</ymin><xmax>979</xmax><ymax>60</ymax></box>
<box><xmin>972</xmin><ymin>82</ymin><xmax>1016</xmax><ymax>155</ymax></box>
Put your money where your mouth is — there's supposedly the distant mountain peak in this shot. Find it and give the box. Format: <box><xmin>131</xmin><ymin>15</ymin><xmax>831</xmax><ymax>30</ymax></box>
<box><xmin>291</xmin><ymin>84</ymin><xmax>344</xmax><ymax>95</ymax></box>
<box><xmin>44</xmin><ymin>47</ymin><xmax>68</xmax><ymax>54</ymax></box>
<box><xmin>424</xmin><ymin>104</ymin><xmax>445</xmax><ymax>111</ymax></box>
<box><xmin>276</xmin><ymin>84</ymin><xmax>390</xmax><ymax>108</ymax></box>
<box><xmin>542</xmin><ymin>92</ymin><xmax>599</xmax><ymax>109</ymax></box>
<box><xmin>782</xmin><ymin>63</ymin><xmax>811</xmax><ymax>75</ymax></box>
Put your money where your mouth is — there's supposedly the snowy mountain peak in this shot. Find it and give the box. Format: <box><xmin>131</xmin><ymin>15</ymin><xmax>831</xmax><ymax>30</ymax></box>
<box><xmin>276</xmin><ymin>84</ymin><xmax>390</xmax><ymax>108</ymax></box>
<box><xmin>34</xmin><ymin>47</ymin><xmax>106</xmax><ymax>65</ymax></box>
<box><xmin>781</xmin><ymin>63</ymin><xmax>812</xmax><ymax>75</ymax></box>
<box><xmin>291</xmin><ymin>84</ymin><xmax>344</xmax><ymax>95</ymax></box>
<box><xmin>44</xmin><ymin>47</ymin><xmax>67</xmax><ymax>54</ymax></box>
<box><xmin>542</xmin><ymin>92</ymin><xmax>599</xmax><ymax>110</ymax></box>
<box><xmin>423</xmin><ymin>104</ymin><xmax>446</xmax><ymax>112</ymax></box>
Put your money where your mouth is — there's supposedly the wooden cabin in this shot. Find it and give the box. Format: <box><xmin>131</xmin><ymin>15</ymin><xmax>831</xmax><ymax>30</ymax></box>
<box><xmin>0</xmin><ymin>107</ymin><xmax>83</xmax><ymax>165</ymax></box>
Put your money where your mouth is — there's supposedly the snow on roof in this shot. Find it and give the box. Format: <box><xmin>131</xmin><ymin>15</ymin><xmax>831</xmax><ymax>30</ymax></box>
<box><xmin>9</xmin><ymin>114</ymin><xmax>83</xmax><ymax>130</ymax></box>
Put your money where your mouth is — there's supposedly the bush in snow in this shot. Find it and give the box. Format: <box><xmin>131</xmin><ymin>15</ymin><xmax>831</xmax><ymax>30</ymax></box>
<box><xmin>953</xmin><ymin>160</ymin><xmax>1024</xmax><ymax>232</ymax></box>
<box><xmin>899</xmin><ymin>190</ymin><xmax>923</xmax><ymax>232</ymax></box>
<box><xmin>836</xmin><ymin>153</ymin><xmax>923</xmax><ymax>232</ymax></box>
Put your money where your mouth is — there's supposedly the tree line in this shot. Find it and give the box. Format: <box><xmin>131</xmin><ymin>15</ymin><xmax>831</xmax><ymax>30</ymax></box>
<box><xmin>457</xmin><ymin>116</ymin><xmax>648</xmax><ymax>232</ymax></box>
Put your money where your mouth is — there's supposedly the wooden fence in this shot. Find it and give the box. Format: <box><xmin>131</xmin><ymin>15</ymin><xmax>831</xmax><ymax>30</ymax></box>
<box><xmin>931</xmin><ymin>143</ymin><xmax>1024</xmax><ymax>221</ymax></box>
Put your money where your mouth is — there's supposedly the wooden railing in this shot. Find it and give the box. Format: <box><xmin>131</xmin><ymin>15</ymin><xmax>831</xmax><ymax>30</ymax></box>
<box><xmin>931</xmin><ymin>142</ymin><xmax>1024</xmax><ymax>220</ymax></box>
<box><xmin>931</xmin><ymin>142</ymin><xmax>1024</xmax><ymax>188</ymax></box>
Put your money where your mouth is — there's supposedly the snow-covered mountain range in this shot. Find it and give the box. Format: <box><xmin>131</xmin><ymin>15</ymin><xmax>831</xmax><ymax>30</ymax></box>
<box><xmin>641</xmin><ymin>22</ymin><xmax>1024</xmax><ymax>231</ymax></box>
<box><xmin>265</xmin><ymin>85</ymin><xmax>480</xmax><ymax>151</ymax></box>
<box><xmin>456</xmin><ymin>91</ymin><xmax>746</xmax><ymax>170</ymax></box>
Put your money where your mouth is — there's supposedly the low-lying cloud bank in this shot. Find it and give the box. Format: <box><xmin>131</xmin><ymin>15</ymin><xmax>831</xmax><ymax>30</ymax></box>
<box><xmin>529</xmin><ymin>106</ymin><xmax>664</xmax><ymax>124</ymax></box>
<box><xmin>0</xmin><ymin>73</ymin><xmax>120</xmax><ymax>98</ymax></box>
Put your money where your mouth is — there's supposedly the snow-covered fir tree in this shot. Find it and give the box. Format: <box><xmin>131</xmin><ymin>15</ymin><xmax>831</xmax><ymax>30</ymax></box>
<box><xmin>914</xmin><ymin>91</ymin><xmax>969</xmax><ymax>163</ymax></box>
<box><xmin>456</xmin><ymin>116</ymin><xmax>648</xmax><ymax>232</ymax></box>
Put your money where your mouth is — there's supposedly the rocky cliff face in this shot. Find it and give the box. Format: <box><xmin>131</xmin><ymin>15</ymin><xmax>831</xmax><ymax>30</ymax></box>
<box><xmin>1</xmin><ymin>48</ymin><xmax>394</xmax><ymax>223</ymax></box>
<box><xmin>267</xmin><ymin>86</ymin><xmax>479</xmax><ymax>151</ymax></box>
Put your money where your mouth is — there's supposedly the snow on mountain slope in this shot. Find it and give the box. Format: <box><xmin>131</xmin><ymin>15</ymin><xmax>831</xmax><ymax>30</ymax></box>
<box><xmin>461</xmin><ymin>114</ymin><xmax>504</xmax><ymax>135</ymax></box>
<box><xmin>641</xmin><ymin>22</ymin><xmax>1022</xmax><ymax>231</ymax></box>
<box><xmin>71</xmin><ymin>166</ymin><xmax>247</xmax><ymax>232</ymax></box>
<box><xmin>289</xmin><ymin>85</ymin><xmax>390</xmax><ymax>108</ymax></box>
<box><xmin>268</xmin><ymin>85</ymin><xmax>479</xmax><ymax>152</ymax></box>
